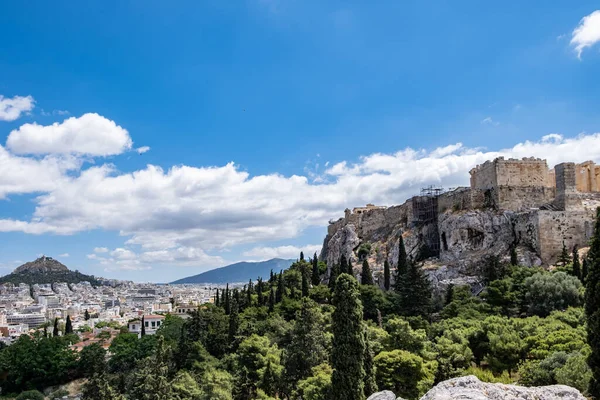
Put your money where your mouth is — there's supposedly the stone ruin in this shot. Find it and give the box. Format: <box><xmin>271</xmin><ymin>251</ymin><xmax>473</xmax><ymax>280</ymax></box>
<box><xmin>321</xmin><ymin>157</ymin><xmax>600</xmax><ymax>286</ymax></box>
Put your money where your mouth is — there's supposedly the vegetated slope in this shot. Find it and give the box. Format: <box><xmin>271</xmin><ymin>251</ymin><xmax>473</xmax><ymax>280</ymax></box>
<box><xmin>0</xmin><ymin>256</ymin><xmax>101</xmax><ymax>286</ymax></box>
<box><xmin>170</xmin><ymin>258</ymin><xmax>294</xmax><ymax>284</ymax></box>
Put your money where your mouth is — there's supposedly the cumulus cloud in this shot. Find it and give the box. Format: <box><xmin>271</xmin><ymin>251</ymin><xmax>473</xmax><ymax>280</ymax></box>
<box><xmin>481</xmin><ymin>117</ymin><xmax>499</xmax><ymax>126</ymax></box>
<box><xmin>571</xmin><ymin>10</ymin><xmax>600</xmax><ymax>58</ymax></box>
<box><xmin>0</xmin><ymin>95</ymin><xmax>35</xmax><ymax>121</ymax></box>
<box><xmin>6</xmin><ymin>113</ymin><xmax>132</xmax><ymax>156</ymax></box>
<box><xmin>243</xmin><ymin>245</ymin><xmax>322</xmax><ymax>260</ymax></box>
<box><xmin>94</xmin><ymin>247</ymin><xmax>109</xmax><ymax>253</ymax></box>
<box><xmin>136</xmin><ymin>146</ymin><xmax>150</xmax><ymax>154</ymax></box>
<box><xmin>3</xmin><ymin>129</ymin><xmax>600</xmax><ymax>269</ymax></box>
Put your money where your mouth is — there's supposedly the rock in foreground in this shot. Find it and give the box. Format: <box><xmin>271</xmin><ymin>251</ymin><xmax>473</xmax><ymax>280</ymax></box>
<box><xmin>368</xmin><ymin>375</ymin><xmax>586</xmax><ymax>400</ymax></box>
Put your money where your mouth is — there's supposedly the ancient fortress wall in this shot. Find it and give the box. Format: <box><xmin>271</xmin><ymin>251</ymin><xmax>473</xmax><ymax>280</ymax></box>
<box><xmin>324</xmin><ymin>156</ymin><xmax>600</xmax><ymax>268</ymax></box>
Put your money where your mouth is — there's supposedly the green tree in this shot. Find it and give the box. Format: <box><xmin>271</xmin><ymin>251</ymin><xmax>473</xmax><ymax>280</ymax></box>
<box><xmin>373</xmin><ymin>350</ymin><xmax>424</xmax><ymax>400</ymax></box>
<box><xmin>361</xmin><ymin>259</ymin><xmax>374</xmax><ymax>286</ymax></box>
<box><xmin>85</xmin><ymin>309</ymin><xmax>91</xmax><ymax>321</ymax></box>
<box><xmin>331</xmin><ymin>273</ymin><xmax>366</xmax><ymax>400</ymax></box>
<box><xmin>383</xmin><ymin>260</ymin><xmax>391</xmax><ymax>291</ymax></box>
<box><xmin>559</xmin><ymin>241</ymin><xmax>571</xmax><ymax>267</ymax></box>
<box><xmin>296</xmin><ymin>364</ymin><xmax>332</xmax><ymax>400</ymax></box>
<box><xmin>82</xmin><ymin>374</ymin><xmax>125</xmax><ymax>400</ymax></box>
<box><xmin>269</xmin><ymin>288</ymin><xmax>275</xmax><ymax>313</ymax></box>
<box><xmin>383</xmin><ymin>317</ymin><xmax>426</xmax><ymax>354</ymax></box>
<box><xmin>16</xmin><ymin>390</ymin><xmax>45</xmax><ymax>400</ymax></box>
<box><xmin>53</xmin><ymin>317</ymin><xmax>59</xmax><ymax>337</ymax></box>
<box><xmin>328</xmin><ymin>263</ymin><xmax>340</xmax><ymax>290</ymax></box>
<box><xmin>524</xmin><ymin>272</ymin><xmax>582</xmax><ymax>317</ymax></box>
<box><xmin>340</xmin><ymin>255</ymin><xmax>348</xmax><ymax>277</ymax></box>
<box><xmin>394</xmin><ymin>236</ymin><xmax>409</xmax><ymax>291</ymax></box>
<box><xmin>583</xmin><ymin>258</ymin><xmax>589</xmax><ymax>284</ymax></box>
<box><xmin>78</xmin><ymin>342</ymin><xmax>107</xmax><ymax>377</ymax></box>
<box><xmin>65</xmin><ymin>315</ymin><xmax>73</xmax><ymax>334</ymax></box>
<box><xmin>302</xmin><ymin>272</ymin><xmax>310</xmax><ymax>298</ymax></box>
<box><xmin>234</xmin><ymin>334</ymin><xmax>282</xmax><ymax>400</ymax></box>
<box><xmin>199</xmin><ymin>369</ymin><xmax>234</xmax><ymax>400</ymax></box>
<box><xmin>510</xmin><ymin>245</ymin><xmax>518</xmax><ymax>266</ymax></box>
<box><xmin>257</xmin><ymin>278</ymin><xmax>265</xmax><ymax>306</ymax></box>
<box><xmin>228</xmin><ymin>298</ymin><xmax>240</xmax><ymax>348</ymax></box>
<box><xmin>586</xmin><ymin>207</ymin><xmax>600</xmax><ymax>398</ymax></box>
<box><xmin>225</xmin><ymin>284</ymin><xmax>231</xmax><ymax>314</ymax></box>
<box><xmin>396</xmin><ymin>260</ymin><xmax>432</xmax><ymax>317</ymax></box>
<box><xmin>216</xmin><ymin>288</ymin><xmax>220</xmax><ymax>307</ymax></box>
<box><xmin>573</xmin><ymin>244</ymin><xmax>581</xmax><ymax>281</ymax></box>
<box><xmin>434</xmin><ymin>330</ymin><xmax>474</xmax><ymax>382</ymax></box>
<box><xmin>128</xmin><ymin>336</ymin><xmax>172</xmax><ymax>400</ymax></box>
<box><xmin>363</xmin><ymin>330</ymin><xmax>377</xmax><ymax>397</ymax></box>
<box><xmin>311</xmin><ymin>253</ymin><xmax>321</xmax><ymax>286</ymax></box>
<box><xmin>171</xmin><ymin>370</ymin><xmax>203</xmax><ymax>400</ymax></box>
<box><xmin>141</xmin><ymin>316</ymin><xmax>146</xmax><ymax>337</ymax></box>
<box><xmin>276</xmin><ymin>272</ymin><xmax>285</xmax><ymax>303</ymax></box>
<box><xmin>283</xmin><ymin>299</ymin><xmax>328</xmax><ymax>389</ymax></box>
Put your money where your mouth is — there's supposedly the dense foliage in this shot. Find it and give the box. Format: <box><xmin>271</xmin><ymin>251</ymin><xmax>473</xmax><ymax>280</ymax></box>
<box><xmin>2</xmin><ymin>211</ymin><xmax>600</xmax><ymax>399</ymax></box>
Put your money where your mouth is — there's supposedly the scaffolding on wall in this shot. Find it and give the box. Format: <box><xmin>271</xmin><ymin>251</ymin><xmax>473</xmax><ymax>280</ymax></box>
<box><xmin>413</xmin><ymin>186</ymin><xmax>445</xmax><ymax>257</ymax></box>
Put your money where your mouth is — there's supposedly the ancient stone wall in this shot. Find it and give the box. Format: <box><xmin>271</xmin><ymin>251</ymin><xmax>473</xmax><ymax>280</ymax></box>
<box><xmin>437</xmin><ymin>187</ymin><xmax>472</xmax><ymax>213</ymax></box>
<box><xmin>537</xmin><ymin>210</ymin><xmax>596</xmax><ymax>264</ymax></box>
<box><xmin>575</xmin><ymin>161</ymin><xmax>600</xmax><ymax>192</ymax></box>
<box><xmin>495</xmin><ymin>157</ymin><xmax>551</xmax><ymax>187</ymax></box>
<box><xmin>554</xmin><ymin>162</ymin><xmax>581</xmax><ymax>211</ymax></box>
<box><xmin>495</xmin><ymin>186</ymin><xmax>555</xmax><ymax>211</ymax></box>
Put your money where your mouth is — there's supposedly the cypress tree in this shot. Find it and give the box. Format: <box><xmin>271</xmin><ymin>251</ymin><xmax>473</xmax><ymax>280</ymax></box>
<box><xmin>276</xmin><ymin>272</ymin><xmax>285</xmax><ymax>303</ymax></box>
<box><xmin>65</xmin><ymin>315</ymin><xmax>73</xmax><ymax>334</ymax></box>
<box><xmin>397</xmin><ymin>260</ymin><xmax>432</xmax><ymax>317</ymax></box>
<box><xmin>228</xmin><ymin>298</ymin><xmax>239</xmax><ymax>348</ymax></box>
<box><xmin>261</xmin><ymin>360</ymin><xmax>277</xmax><ymax>397</ymax></box>
<box><xmin>394</xmin><ymin>235</ymin><xmax>409</xmax><ymax>291</ymax></box>
<box><xmin>363</xmin><ymin>329</ymin><xmax>377</xmax><ymax>397</ymax></box>
<box><xmin>583</xmin><ymin>258</ymin><xmax>589</xmax><ymax>284</ymax></box>
<box><xmin>340</xmin><ymin>255</ymin><xmax>348</xmax><ymax>277</ymax></box>
<box><xmin>53</xmin><ymin>317</ymin><xmax>59</xmax><ymax>337</ymax></box>
<box><xmin>510</xmin><ymin>245</ymin><xmax>518</xmax><ymax>266</ymax></box>
<box><xmin>361</xmin><ymin>259</ymin><xmax>374</xmax><ymax>285</ymax></box>
<box><xmin>348</xmin><ymin>259</ymin><xmax>354</xmax><ymax>276</ymax></box>
<box><xmin>268</xmin><ymin>288</ymin><xmax>275</xmax><ymax>313</ymax></box>
<box><xmin>559</xmin><ymin>241</ymin><xmax>570</xmax><ymax>267</ymax></box>
<box><xmin>224</xmin><ymin>284</ymin><xmax>231</xmax><ymax>315</ymax></box>
<box><xmin>247</xmin><ymin>279</ymin><xmax>253</xmax><ymax>306</ymax></box>
<box><xmin>331</xmin><ymin>274</ymin><xmax>366</xmax><ymax>400</ymax></box>
<box><xmin>270</xmin><ymin>269</ymin><xmax>275</xmax><ymax>284</ymax></box>
<box><xmin>300</xmin><ymin>251</ymin><xmax>305</xmax><ymax>261</ymax></box>
<box><xmin>215</xmin><ymin>289</ymin><xmax>220</xmax><ymax>307</ymax></box>
<box><xmin>84</xmin><ymin>309</ymin><xmax>90</xmax><ymax>321</ymax></box>
<box><xmin>302</xmin><ymin>272</ymin><xmax>309</xmax><ymax>297</ymax></box>
<box><xmin>573</xmin><ymin>244</ymin><xmax>582</xmax><ymax>281</ymax></box>
<box><xmin>328</xmin><ymin>263</ymin><xmax>340</xmax><ymax>290</ymax></box>
<box><xmin>383</xmin><ymin>260</ymin><xmax>391</xmax><ymax>291</ymax></box>
<box><xmin>311</xmin><ymin>253</ymin><xmax>321</xmax><ymax>286</ymax></box>
<box><xmin>141</xmin><ymin>316</ymin><xmax>146</xmax><ymax>337</ymax></box>
<box><xmin>257</xmin><ymin>278</ymin><xmax>264</xmax><ymax>306</ymax></box>
<box><xmin>586</xmin><ymin>207</ymin><xmax>600</xmax><ymax>398</ymax></box>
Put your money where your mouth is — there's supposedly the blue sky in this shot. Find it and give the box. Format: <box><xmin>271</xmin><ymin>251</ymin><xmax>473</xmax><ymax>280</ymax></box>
<box><xmin>1</xmin><ymin>1</ymin><xmax>600</xmax><ymax>282</ymax></box>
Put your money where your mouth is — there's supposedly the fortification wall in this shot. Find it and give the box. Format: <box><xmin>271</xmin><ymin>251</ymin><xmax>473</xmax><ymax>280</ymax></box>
<box><xmin>495</xmin><ymin>158</ymin><xmax>551</xmax><ymax>187</ymax></box>
<box><xmin>537</xmin><ymin>210</ymin><xmax>596</xmax><ymax>264</ymax></box>
<box><xmin>470</xmin><ymin>160</ymin><xmax>497</xmax><ymax>190</ymax></box>
<box><xmin>496</xmin><ymin>186</ymin><xmax>555</xmax><ymax>211</ymax></box>
<box><xmin>438</xmin><ymin>188</ymin><xmax>472</xmax><ymax>213</ymax></box>
<box><xmin>575</xmin><ymin>161</ymin><xmax>600</xmax><ymax>192</ymax></box>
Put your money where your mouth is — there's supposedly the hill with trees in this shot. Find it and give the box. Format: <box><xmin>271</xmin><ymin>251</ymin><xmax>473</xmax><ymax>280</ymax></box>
<box><xmin>0</xmin><ymin>256</ymin><xmax>101</xmax><ymax>286</ymax></box>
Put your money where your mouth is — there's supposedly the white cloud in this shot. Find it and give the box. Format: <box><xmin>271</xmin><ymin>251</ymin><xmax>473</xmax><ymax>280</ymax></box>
<box><xmin>136</xmin><ymin>146</ymin><xmax>150</xmax><ymax>154</ymax></box>
<box><xmin>6</xmin><ymin>113</ymin><xmax>132</xmax><ymax>156</ymax></box>
<box><xmin>571</xmin><ymin>10</ymin><xmax>600</xmax><ymax>58</ymax></box>
<box><xmin>58</xmin><ymin>253</ymin><xmax>69</xmax><ymax>258</ymax></box>
<box><xmin>243</xmin><ymin>245</ymin><xmax>322</xmax><ymax>261</ymax></box>
<box><xmin>0</xmin><ymin>95</ymin><xmax>35</xmax><ymax>121</ymax></box>
<box><xmin>94</xmin><ymin>247</ymin><xmax>109</xmax><ymax>253</ymax></box>
<box><xmin>3</xmin><ymin>129</ymin><xmax>600</xmax><ymax>271</ymax></box>
<box><xmin>481</xmin><ymin>117</ymin><xmax>499</xmax><ymax>126</ymax></box>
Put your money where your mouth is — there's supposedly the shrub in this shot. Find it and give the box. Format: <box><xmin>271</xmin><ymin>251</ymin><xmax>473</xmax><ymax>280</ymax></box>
<box><xmin>15</xmin><ymin>390</ymin><xmax>45</xmax><ymax>400</ymax></box>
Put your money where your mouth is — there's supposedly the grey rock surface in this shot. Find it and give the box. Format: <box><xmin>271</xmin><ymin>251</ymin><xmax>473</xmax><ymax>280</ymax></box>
<box><xmin>367</xmin><ymin>390</ymin><xmax>398</xmax><ymax>400</ymax></box>
<box><xmin>421</xmin><ymin>375</ymin><xmax>585</xmax><ymax>400</ymax></box>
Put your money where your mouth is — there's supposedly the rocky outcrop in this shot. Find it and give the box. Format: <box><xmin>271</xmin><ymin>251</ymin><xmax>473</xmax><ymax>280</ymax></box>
<box><xmin>14</xmin><ymin>256</ymin><xmax>69</xmax><ymax>274</ymax></box>
<box><xmin>368</xmin><ymin>375</ymin><xmax>586</xmax><ymax>400</ymax></box>
<box><xmin>325</xmin><ymin>224</ymin><xmax>360</xmax><ymax>269</ymax></box>
<box><xmin>421</xmin><ymin>375</ymin><xmax>585</xmax><ymax>400</ymax></box>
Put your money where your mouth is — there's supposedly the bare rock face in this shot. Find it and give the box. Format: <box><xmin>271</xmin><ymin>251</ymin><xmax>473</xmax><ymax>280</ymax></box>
<box><xmin>421</xmin><ymin>375</ymin><xmax>585</xmax><ymax>400</ymax></box>
<box><xmin>367</xmin><ymin>390</ymin><xmax>398</xmax><ymax>400</ymax></box>
<box><xmin>325</xmin><ymin>224</ymin><xmax>360</xmax><ymax>269</ymax></box>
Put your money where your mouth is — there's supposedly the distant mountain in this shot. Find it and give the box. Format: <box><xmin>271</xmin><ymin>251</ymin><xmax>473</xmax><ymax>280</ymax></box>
<box><xmin>171</xmin><ymin>258</ymin><xmax>295</xmax><ymax>284</ymax></box>
<box><xmin>0</xmin><ymin>256</ymin><xmax>101</xmax><ymax>286</ymax></box>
